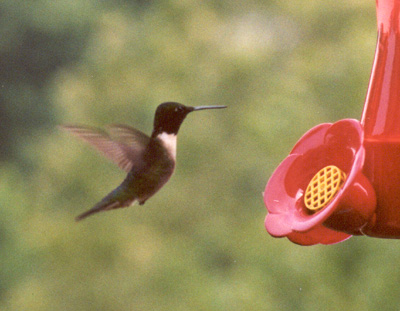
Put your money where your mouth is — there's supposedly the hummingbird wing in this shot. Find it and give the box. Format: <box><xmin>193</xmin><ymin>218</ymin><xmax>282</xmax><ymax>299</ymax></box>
<box><xmin>106</xmin><ymin>124</ymin><xmax>150</xmax><ymax>149</ymax></box>
<box><xmin>60</xmin><ymin>125</ymin><xmax>150</xmax><ymax>172</ymax></box>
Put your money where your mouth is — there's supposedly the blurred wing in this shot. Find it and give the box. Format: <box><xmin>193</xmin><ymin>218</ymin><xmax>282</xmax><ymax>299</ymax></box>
<box><xmin>107</xmin><ymin>124</ymin><xmax>150</xmax><ymax>149</ymax></box>
<box><xmin>60</xmin><ymin>125</ymin><xmax>150</xmax><ymax>172</ymax></box>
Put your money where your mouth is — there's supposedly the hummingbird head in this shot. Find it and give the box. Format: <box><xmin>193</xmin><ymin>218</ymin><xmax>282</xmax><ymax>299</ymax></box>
<box><xmin>152</xmin><ymin>102</ymin><xmax>226</xmax><ymax>136</ymax></box>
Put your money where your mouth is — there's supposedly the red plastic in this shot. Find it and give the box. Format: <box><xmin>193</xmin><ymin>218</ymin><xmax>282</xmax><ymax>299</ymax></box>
<box><xmin>264</xmin><ymin>0</ymin><xmax>400</xmax><ymax>245</ymax></box>
<box><xmin>264</xmin><ymin>120</ymin><xmax>376</xmax><ymax>245</ymax></box>
<box><xmin>361</xmin><ymin>0</ymin><xmax>400</xmax><ymax>238</ymax></box>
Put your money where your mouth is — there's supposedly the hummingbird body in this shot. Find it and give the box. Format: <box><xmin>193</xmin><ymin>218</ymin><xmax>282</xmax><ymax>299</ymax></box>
<box><xmin>61</xmin><ymin>102</ymin><xmax>226</xmax><ymax>221</ymax></box>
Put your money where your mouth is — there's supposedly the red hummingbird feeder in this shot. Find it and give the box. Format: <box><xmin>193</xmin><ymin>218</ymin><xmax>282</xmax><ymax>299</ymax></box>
<box><xmin>263</xmin><ymin>0</ymin><xmax>400</xmax><ymax>245</ymax></box>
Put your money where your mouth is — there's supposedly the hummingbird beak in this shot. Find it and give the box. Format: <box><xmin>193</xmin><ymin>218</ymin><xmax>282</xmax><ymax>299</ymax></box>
<box><xmin>191</xmin><ymin>105</ymin><xmax>227</xmax><ymax>111</ymax></box>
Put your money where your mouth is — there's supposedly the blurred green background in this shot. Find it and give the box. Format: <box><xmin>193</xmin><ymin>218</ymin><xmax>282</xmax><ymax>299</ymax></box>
<box><xmin>2</xmin><ymin>0</ymin><xmax>398</xmax><ymax>310</ymax></box>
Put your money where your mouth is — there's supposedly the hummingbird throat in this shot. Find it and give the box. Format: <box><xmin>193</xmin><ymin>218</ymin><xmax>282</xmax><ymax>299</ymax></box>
<box><xmin>157</xmin><ymin>132</ymin><xmax>177</xmax><ymax>158</ymax></box>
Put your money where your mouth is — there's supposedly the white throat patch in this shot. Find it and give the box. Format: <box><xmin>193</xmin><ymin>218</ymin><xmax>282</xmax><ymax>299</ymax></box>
<box><xmin>157</xmin><ymin>132</ymin><xmax>177</xmax><ymax>158</ymax></box>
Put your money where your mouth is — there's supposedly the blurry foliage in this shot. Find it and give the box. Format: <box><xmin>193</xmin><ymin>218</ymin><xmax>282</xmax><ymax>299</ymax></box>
<box><xmin>1</xmin><ymin>0</ymin><xmax>397</xmax><ymax>311</ymax></box>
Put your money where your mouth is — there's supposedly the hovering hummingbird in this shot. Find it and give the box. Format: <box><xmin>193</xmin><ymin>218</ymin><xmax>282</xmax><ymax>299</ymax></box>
<box><xmin>61</xmin><ymin>102</ymin><xmax>226</xmax><ymax>221</ymax></box>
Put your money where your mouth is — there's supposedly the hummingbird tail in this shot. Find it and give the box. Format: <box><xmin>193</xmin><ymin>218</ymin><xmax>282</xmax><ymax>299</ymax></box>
<box><xmin>75</xmin><ymin>192</ymin><xmax>135</xmax><ymax>221</ymax></box>
<box><xmin>75</xmin><ymin>201</ymin><xmax>119</xmax><ymax>221</ymax></box>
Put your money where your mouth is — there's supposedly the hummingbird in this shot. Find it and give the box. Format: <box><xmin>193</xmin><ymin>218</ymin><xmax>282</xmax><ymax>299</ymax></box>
<box><xmin>61</xmin><ymin>102</ymin><xmax>226</xmax><ymax>221</ymax></box>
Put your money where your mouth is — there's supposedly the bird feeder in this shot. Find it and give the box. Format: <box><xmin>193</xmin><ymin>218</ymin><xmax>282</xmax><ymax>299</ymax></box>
<box><xmin>263</xmin><ymin>0</ymin><xmax>400</xmax><ymax>245</ymax></box>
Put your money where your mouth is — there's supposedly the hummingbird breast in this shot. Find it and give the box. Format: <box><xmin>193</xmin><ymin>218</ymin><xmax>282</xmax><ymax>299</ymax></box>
<box><xmin>123</xmin><ymin>135</ymin><xmax>176</xmax><ymax>203</ymax></box>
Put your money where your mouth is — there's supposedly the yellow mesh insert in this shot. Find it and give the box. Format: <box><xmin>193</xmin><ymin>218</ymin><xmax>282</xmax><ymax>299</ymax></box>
<box><xmin>304</xmin><ymin>165</ymin><xmax>346</xmax><ymax>211</ymax></box>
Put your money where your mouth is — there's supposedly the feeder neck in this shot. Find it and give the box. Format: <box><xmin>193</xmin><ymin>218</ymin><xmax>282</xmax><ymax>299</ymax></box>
<box><xmin>361</xmin><ymin>0</ymin><xmax>400</xmax><ymax>138</ymax></box>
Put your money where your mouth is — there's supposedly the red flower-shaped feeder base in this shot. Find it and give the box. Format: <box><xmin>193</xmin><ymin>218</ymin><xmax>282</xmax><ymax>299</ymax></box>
<box><xmin>264</xmin><ymin>119</ymin><xmax>377</xmax><ymax>245</ymax></box>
